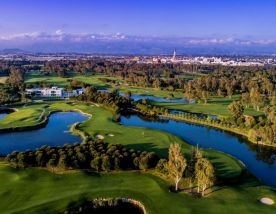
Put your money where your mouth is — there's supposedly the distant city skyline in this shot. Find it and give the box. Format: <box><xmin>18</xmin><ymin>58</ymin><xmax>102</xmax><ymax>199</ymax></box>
<box><xmin>0</xmin><ymin>0</ymin><xmax>275</xmax><ymax>54</ymax></box>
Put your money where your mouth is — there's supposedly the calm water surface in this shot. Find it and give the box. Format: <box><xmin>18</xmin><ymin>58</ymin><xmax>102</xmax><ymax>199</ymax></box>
<box><xmin>0</xmin><ymin>113</ymin><xmax>8</xmax><ymax>120</ymax></box>
<box><xmin>121</xmin><ymin>114</ymin><xmax>276</xmax><ymax>187</ymax></box>
<box><xmin>0</xmin><ymin>112</ymin><xmax>88</xmax><ymax>154</ymax></box>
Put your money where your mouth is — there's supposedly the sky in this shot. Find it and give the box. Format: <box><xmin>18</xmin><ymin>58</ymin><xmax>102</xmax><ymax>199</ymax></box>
<box><xmin>0</xmin><ymin>0</ymin><xmax>275</xmax><ymax>54</ymax></box>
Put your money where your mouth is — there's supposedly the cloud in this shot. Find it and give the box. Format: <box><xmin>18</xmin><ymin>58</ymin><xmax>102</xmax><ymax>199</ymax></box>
<box><xmin>0</xmin><ymin>31</ymin><xmax>275</xmax><ymax>46</ymax></box>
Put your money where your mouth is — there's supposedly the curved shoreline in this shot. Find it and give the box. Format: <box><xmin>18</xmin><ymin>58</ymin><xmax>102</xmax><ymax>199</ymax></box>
<box><xmin>161</xmin><ymin>113</ymin><xmax>275</xmax><ymax>148</ymax></box>
<box><xmin>0</xmin><ymin>109</ymin><xmax>91</xmax><ymax>134</ymax></box>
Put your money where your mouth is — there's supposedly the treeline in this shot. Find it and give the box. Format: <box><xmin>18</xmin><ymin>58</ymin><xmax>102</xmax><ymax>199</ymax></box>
<box><xmin>0</xmin><ymin>85</ymin><xmax>22</xmax><ymax>104</ymax></box>
<box><xmin>0</xmin><ymin>63</ymin><xmax>27</xmax><ymax>104</ymax></box>
<box><xmin>166</xmin><ymin>101</ymin><xmax>276</xmax><ymax>145</ymax></box>
<box><xmin>5</xmin><ymin>140</ymin><xmax>159</xmax><ymax>172</ymax></box>
<box><xmin>1</xmin><ymin>58</ymin><xmax>275</xmax><ymax>109</ymax></box>
<box><xmin>28</xmin><ymin>59</ymin><xmax>275</xmax><ymax>108</ymax></box>
<box><xmin>135</xmin><ymin>99</ymin><xmax>168</xmax><ymax>116</ymax></box>
<box><xmin>71</xmin><ymin>87</ymin><xmax>132</xmax><ymax>112</ymax></box>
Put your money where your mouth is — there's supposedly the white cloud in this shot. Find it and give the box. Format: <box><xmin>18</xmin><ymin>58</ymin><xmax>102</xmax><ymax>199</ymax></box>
<box><xmin>0</xmin><ymin>31</ymin><xmax>275</xmax><ymax>46</ymax></box>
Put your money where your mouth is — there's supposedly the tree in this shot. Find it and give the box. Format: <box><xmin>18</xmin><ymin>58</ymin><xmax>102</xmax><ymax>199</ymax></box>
<box><xmin>241</xmin><ymin>93</ymin><xmax>251</xmax><ymax>108</ymax></box>
<box><xmin>226</xmin><ymin>84</ymin><xmax>233</xmax><ymax>98</ymax></box>
<box><xmin>201</xmin><ymin>90</ymin><xmax>209</xmax><ymax>104</ymax></box>
<box><xmin>244</xmin><ymin>116</ymin><xmax>256</xmax><ymax>128</ymax></box>
<box><xmin>47</xmin><ymin>159</ymin><xmax>56</xmax><ymax>173</ymax></box>
<box><xmin>17</xmin><ymin>153</ymin><xmax>27</xmax><ymax>168</ymax></box>
<box><xmin>194</xmin><ymin>158</ymin><xmax>215</xmax><ymax>196</ymax></box>
<box><xmin>228</xmin><ymin>101</ymin><xmax>244</xmax><ymax>119</ymax></box>
<box><xmin>101</xmin><ymin>155</ymin><xmax>111</xmax><ymax>172</ymax></box>
<box><xmin>139</xmin><ymin>156</ymin><xmax>150</xmax><ymax>171</ymax></box>
<box><xmin>91</xmin><ymin>157</ymin><xmax>101</xmax><ymax>172</ymax></box>
<box><xmin>250</xmin><ymin>87</ymin><xmax>263</xmax><ymax>111</ymax></box>
<box><xmin>125</xmin><ymin>90</ymin><xmax>132</xmax><ymax>101</ymax></box>
<box><xmin>167</xmin><ymin>143</ymin><xmax>187</xmax><ymax>191</ymax></box>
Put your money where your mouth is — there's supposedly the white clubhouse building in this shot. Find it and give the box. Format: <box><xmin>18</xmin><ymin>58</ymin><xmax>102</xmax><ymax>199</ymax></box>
<box><xmin>26</xmin><ymin>87</ymin><xmax>85</xmax><ymax>98</ymax></box>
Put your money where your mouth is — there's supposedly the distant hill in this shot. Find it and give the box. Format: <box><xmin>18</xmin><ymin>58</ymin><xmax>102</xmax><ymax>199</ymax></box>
<box><xmin>0</xmin><ymin>48</ymin><xmax>29</xmax><ymax>54</ymax></box>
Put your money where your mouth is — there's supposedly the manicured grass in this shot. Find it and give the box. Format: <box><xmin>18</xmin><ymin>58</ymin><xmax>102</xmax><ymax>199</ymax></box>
<box><xmin>0</xmin><ymin>108</ymin><xmax>44</xmax><ymax>129</ymax></box>
<box><xmin>24</xmin><ymin>72</ymin><xmax>112</xmax><ymax>89</ymax></box>
<box><xmin>0</xmin><ymin>164</ymin><xmax>275</xmax><ymax>214</ymax></box>
<box><xmin>113</xmin><ymin>85</ymin><xmax>184</xmax><ymax>99</ymax></box>
<box><xmin>152</xmin><ymin>98</ymin><xmax>264</xmax><ymax>117</ymax></box>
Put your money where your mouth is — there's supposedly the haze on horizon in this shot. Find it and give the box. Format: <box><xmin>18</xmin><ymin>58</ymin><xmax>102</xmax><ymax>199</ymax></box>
<box><xmin>0</xmin><ymin>0</ymin><xmax>276</xmax><ymax>55</ymax></box>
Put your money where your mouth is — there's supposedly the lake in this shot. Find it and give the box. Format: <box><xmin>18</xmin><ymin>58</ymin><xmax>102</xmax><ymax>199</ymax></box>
<box><xmin>0</xmin><ymin>113</ymin><xmax>8</xmax><ymax>120</ymax></box>
<box><xmin>0</xmin><ymin>112</ymin><xmax>88</xmax><ymax>155</ymax></box>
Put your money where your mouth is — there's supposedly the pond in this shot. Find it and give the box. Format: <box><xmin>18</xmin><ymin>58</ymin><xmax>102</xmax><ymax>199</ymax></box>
<box><xmin>0</xmin><ymin>112</ymin><xmax>88</xmax><ymax>155</ymax></box>
<box><xmin>98</xmin><ymin>89</ymin><xmax>189</xmax><ymax>103</ymax></box>
<box><xmin>0</xmin><ymin>113</ymin><xmax>8</xmax><ymax>120</ymax></box>
<box><xmin>120</xmin><ymin>114</ymin><xmax>276</xmax><ymax>187</ymax></box>
<box><xmin>129</xmin><ymin>93</ymin><xmax>188</xmax><ymax>103</ymax></box>
<box><xmin>0</xmin><ymin>109</ymin><xmax>15</xmax><ymax>120</ymax></box>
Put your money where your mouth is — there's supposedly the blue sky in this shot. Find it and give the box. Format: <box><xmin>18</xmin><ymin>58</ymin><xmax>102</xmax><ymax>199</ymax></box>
<box><xmin>0</xmin><ymin>0</ymin><xmax>275</xmax><ymax>39</ymax></box>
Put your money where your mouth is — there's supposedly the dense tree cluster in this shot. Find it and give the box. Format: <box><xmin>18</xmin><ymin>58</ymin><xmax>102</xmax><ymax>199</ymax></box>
<box><xmin>72</xmin><ymin>87</ymin><xmax>133</xmax><ymax>112</ymax></box>
<box><xmin>0</xmin><ymin>85</ymin><xmax>21</xmax><ymax>104</ymax></box>
<box><xmin>5</xmin><ymin>140</ymin><xmax>159</xmax><ymax>172</ymax></box>
<box><xmin>135</xmin><ymin>99</ymin><xmax>168</xmax><ymax>116</ymax></box>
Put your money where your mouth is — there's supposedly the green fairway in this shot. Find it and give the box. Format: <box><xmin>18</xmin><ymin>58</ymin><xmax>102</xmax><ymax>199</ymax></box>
<box><xmin>152</xmin><ymin>98</ymin><xmax>264</xmax><ymax>117</ymax></box>
<box><xmin>0</xmin><ymin>108</ymin><xmax>44</xmax><ymax>129</ymax></box>
<box><xmin>113</xmin><ymin>85</ymin><xmax>184</xmax><ymax>99</ymax></box>
<box><xmin>0</xmin><ymin>101</ymin><xmax>242</xmax><ymax>178</ymax></box>
<box><xmin>0</xmin><ymin>164</ymin><xmax>275</xmax><ymax>214</ymax></box>
<box><xmin>24</xmin><ymin>72</ymin><xmax>112</xmax><ymax>89</ymax></box>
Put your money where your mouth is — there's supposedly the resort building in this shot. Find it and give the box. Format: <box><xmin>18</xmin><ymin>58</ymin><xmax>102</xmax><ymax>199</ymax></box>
<box><xmin>26</xmin><ymin>87</ymin><xmax>85</xmax><ymax>98</ymax></box>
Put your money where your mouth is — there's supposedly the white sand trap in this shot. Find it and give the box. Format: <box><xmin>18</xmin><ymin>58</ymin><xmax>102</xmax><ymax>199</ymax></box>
<box><xmin>108</xmin><ymin>134</ymin><xmax>114</xmax><ymax>137</ymax></box>
<box><xmin>260</xmin><ymin>197</ymin><xmax>274</xmax><ymax>205</ymax></box>
<box><xmin>95</xmin><ymin>135</ymin><xmax>104</xmax><ymax>140</ymax></box>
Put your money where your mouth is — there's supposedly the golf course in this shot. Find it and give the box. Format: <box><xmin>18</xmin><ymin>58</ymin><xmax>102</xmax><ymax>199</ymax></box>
<box><xmin>0</xmin><ymin>101</ymin><xmax>276</xmax><ymax>213</ymax></box>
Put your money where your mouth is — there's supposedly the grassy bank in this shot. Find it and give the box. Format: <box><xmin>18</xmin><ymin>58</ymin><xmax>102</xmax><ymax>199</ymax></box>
<box><xmin>152</xmin><ymin>97</ymin><xmax>264</xmax><ymax>117</ymax></box>
<box><xmin>0</xmin><ymin>164</ymin><xmax>275</xmax><ymax>214</ymax></box>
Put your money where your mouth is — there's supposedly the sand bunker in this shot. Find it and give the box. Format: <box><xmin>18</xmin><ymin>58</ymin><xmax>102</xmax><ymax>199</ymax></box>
<box><xmin>95</xmin><ymin>135</ymin><xmax>104</xmax><ymax>140</ymax></box>
<box><xmin>108</xmin><ymin>134</ymin><xmax>114</xmax><ymax>137</ymax></box>
<box><xmin>260</xmin><ymin>197</ymin><xmax>274</xmax><ymax>205</ymax></box>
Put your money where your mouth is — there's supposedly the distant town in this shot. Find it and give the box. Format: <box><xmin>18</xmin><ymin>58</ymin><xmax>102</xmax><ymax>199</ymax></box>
<box><xmin>0</xmin><ymin>50</ymin><xmax>275</xmax><ymax>66</ymax></box>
